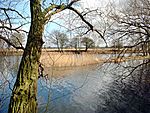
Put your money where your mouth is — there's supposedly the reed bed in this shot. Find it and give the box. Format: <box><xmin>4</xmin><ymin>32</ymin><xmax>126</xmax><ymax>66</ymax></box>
<box><xmin>40</xmin><ymin>52</ymin><xmax>103</xmax><ymax>67</ymax></box>
<box><xmin>40</xmin><ymin>52</ymin><xmax>150</xmax><ymax>67</ymax></box>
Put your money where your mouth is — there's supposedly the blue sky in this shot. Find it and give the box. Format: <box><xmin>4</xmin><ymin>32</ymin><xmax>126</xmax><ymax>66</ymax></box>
<box><xmin>0</xmin><ymin>0</ymin><xmax>119</xmax><ymax>33</ymax></box>
<box><xmin>0</xmin><ymin>0</ymin><xmax>122</xmax><ymax>47</ymax></box>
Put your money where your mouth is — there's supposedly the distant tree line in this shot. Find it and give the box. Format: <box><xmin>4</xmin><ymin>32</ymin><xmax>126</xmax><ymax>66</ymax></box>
<box><xmin>47</xmin><ymin>30</ymin><xmax>95</xmax><ymax>52</ymax></box>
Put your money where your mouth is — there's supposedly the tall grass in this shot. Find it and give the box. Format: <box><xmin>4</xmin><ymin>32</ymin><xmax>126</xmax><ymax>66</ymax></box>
<box><xmin>40</xmin><ymin>52</ymin><xmax>103</xmax><ymax>67</ymax></box>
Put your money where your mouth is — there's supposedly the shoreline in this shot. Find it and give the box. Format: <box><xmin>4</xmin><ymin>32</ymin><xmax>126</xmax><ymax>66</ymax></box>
<box><xmin>0</xmin><ymin>48</ymin><xmax>149</xmax><ymax>67</ymax></box>
<box><xmin>0</xmin><ymin>48</ymin><xmax>142</xmax><ymax>56</ymax></box>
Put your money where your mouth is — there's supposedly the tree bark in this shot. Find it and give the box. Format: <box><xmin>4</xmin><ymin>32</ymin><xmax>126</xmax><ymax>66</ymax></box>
<box><xmin>8</xmin><ymin>0</ymin><xmax>44</xmax><ymax>113</ymax></box>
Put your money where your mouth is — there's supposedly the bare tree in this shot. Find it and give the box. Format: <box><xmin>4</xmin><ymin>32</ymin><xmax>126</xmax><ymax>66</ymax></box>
<box><xmin>109</xmin><ymin>0</ymin><xmax>150</xmax><ymax>56</ymax></box>
<box><xmin>69</xmin><ymin>37</ymin><xmax>81</xmax><ymax>52</ymax></box>
<box><xmin>95</xmin><ymin>1</ymin><xmax>150</xmax><ymax>112</ymax></box>
<box><xmin>0</xmin><ymin>0</ymin><xmax>107</xmax><ymax>113</ymax></box>
<box><xmin>81</xmin><ymin>37</ymin><xmax>95</xmax><ymax>51</ymax></box>
<box><xmin>48</xmin><ymin>30</ymin><xmax>68</xmax><ymax>52</ymax></box>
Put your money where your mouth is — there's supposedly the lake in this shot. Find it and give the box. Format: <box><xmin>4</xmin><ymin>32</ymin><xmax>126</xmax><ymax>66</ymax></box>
<box><xmin>0</xmin><ymin>56</ymin><xmax>150</xmax><ymax>113</ymax></box>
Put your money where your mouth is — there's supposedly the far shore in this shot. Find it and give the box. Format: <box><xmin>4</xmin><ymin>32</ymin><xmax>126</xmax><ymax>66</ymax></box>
<box><xmin>0</xmin><ymin>47</ymin><xmax>143</xmax><ymax>56</ymax></box>
<box><xmin>0</xmin><ymin>48</ymin><xmax>149</xmax><ymax>67</ymax></box>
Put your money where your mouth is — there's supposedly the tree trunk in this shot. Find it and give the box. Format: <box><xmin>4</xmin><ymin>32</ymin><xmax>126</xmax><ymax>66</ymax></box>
<box><xmin>85</xmin><ymin>43</ymin><xmax>88</xmax><ymax>52</ymax></box>
<box><xmin>8</xmin><ymin>0</ymin><xmax>44</xmax><ymax>113</ymax></box>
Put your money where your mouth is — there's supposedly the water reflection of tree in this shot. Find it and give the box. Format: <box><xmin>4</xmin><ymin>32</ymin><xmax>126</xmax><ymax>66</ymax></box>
<box><xmin>0</xmin><ymin>56</ymin><xmax>20</xmax><ymax>112</ymax></box>
<box><xmin>96</xmin><ymin>60</ymin><xmax>150</xmax><ymax>113</ymax></box>
<box><xmin>37</xmin><ymin>65</ymin><xmax>94</xmax><ymax>113</ymax></box>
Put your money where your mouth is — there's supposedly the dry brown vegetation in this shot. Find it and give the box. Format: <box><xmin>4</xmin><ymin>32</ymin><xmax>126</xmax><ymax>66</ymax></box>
<box><xmin>40</xmin><ymin>52</ymin><xmax>103</xmax><ymax>67</ymax></box>
<box><xmin>1</xmin><ymin>48</ymin><xmax>149</xmax><ymax>67</ymax></box>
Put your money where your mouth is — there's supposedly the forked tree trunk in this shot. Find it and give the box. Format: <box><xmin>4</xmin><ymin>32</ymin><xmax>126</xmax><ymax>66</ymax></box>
<box><xmin>8</xmin><ymin>0</ymin><xmax>44</xmax><ymax>113</ymax></box>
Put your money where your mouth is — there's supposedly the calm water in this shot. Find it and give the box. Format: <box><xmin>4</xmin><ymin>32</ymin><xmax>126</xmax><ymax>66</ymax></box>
<box><xmin>0</xmin><ymin>56</ymin><xmax>149</xmax><ymax>113</ymax></box>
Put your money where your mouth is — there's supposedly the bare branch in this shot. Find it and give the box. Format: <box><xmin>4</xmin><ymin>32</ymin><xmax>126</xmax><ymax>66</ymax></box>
<box><xmin>67</xmin><ymin>7</ymin><xmax>108</xmax><ymax>46</ymax></box>
<box><xmin>0</xmin><ymin>23</ymin><xmax>29</xmax><ymax>33</ymax></box>
<box><xmin>0</xmin><ymin>8</ymin><xmax>26</xmax><ymax>20</ymax></box>
<box><xmin>120</xmin><ymin>60</ymin><xmax>150</xmax><ymax>81</ymax></box>
<box><xmin>43</xmin><ymin>0</ymin><xmax>80</xmax><ymax>22</ymax></box>
<box><xmin>0</xmin><ymin>35</ymin><xmax>24</xmax><ymax>50</ymax></box>
<box><xmin>0</xmin><ymin>26</ymin><xmax>19</xmax><ymax>32</ymax></box>
<box><xmin>94</xmin><ymin>29</ymin><xmax>108</xmax><ymax>47</ymax></box>
<box><xmin>3</xmin><ymin>9</ymin><xmax>12</xmax><ymax>28</ymax></box>
<box><xmin>67</xmin><ymin>0</ymin><xmax>80</xmax><ymax>7</ymax></box>
<box><xmin>67</xmin><ymin>7</ymin><xmax>94</xmax><ymax>30</ymax></box>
